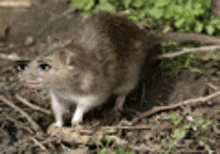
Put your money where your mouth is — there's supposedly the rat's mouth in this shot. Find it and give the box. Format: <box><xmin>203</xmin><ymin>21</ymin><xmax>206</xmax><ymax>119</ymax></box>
<box><xmin>26</xmin><ymin>81</ymin><xmax>42</xmax><ymax>88</ymax></box>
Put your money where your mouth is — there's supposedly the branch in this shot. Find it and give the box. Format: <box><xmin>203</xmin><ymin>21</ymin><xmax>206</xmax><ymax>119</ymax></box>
<box><xmin>158</xmin><ymin>45</ymin><xmax>220</xmax><ymax>59</ymax></box>
<box><xmin>0</xmin><ymin>1</ymin><xmax>31</xmax><ymax>8</ymax></box>
<box><xmin>131</xmin><ymin>91</ymin><xmax>220</xmax><ymax>125</ymax></box>
<box><xmin>0</xmin><ymin>95</ymin><xmax>43</xmax><ymax>133</ymax></box>
<box><xmin>15</xmin><ymin>94</ymin><xmax>52</xmax><ymax>115</ymax></box>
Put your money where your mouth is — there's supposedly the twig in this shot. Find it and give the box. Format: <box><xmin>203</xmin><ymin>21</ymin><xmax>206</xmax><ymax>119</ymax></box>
<box><xmin>128</xmin><ymin>143</ymin><xmax>158</xmax><ymax>152</ymax></box>
<box><xmin>131</xmin><ymin>91</ymin><xmax>220</xmax><ymax>125</ymax></box>
<box><xmin>5</xmin><ymin>113</ymin><xmax>34</xmax><ymax>134</ymax></box>
<box><xmin>32</xmin><ymin>138</ymin><xmax>47</xmax><ymax>150</ymax></box>
<box><xmin>15</xmin><ymin>94</ymin><xmax>52</xmax><ymax>115</ymax></box>
<box><xmin>101</xmin><ymin>125</ymin><xmax>154</xmax><ymax>131</ymax></box>
<box><xmin>0</xmin><ymin>95</ymin><xmax>43</xmax><ymax>132</ymax></box>
<box><xmin>158</xmin><ymin>45</ymin><xmax>220</xmax><ymax>59</ymax></box>
<box><xmin>110</xmin><ymin>135</ymin><xmax>157</xmax><ymax>152</ymax></box>
<box><xmin>40</xmin><ymin>136</ymin><xmax>58</xmax><ymax>144</ymax></box>
<box><xmin>207</xmin><ymin>82</ymin><xmax>219</xmax><ymax>90</ymax></box>
<box><xmin>0</xmin><ymin>1</ymin><xmax>31</xmax><ymax>8</ymax></box>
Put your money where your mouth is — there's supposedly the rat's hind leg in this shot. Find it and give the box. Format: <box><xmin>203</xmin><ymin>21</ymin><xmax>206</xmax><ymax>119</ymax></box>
<box><xmin>113</xmin><ymin>95</ymin><xmax>126</xmax><ymax>111</ymax></box>
<box><xmin>113</xmin><ymin>80</ymin><xmax>138</xmax><ymax>111</ymax></box>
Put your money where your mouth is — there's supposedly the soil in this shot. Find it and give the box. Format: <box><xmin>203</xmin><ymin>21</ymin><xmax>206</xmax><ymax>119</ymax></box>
<box><xmin>0</xmin><ymin>0</ymin><xmax>220</xmax><ymax>153</ymax></box>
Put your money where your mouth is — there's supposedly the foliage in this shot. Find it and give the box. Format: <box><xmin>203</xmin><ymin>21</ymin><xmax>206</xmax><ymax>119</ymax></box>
<box><xmin>196</xmin><ymin>118</ymin><xmax>213</xmax><ymax>132</ymax></box>
<box><xmin>163</xmin><ymin>112</ymin><xmax>213</xmax><ymax>153</ymax></box>
<box><xmin>69</xmin><ymin>0</ymin><xmax>220</xmax><ymax>35</ymax></box>
<box><xmin>159</xmin><ymin>42</ymin><xmax>205</xmax><ymax>76</ymax></box>
<box><xmin>96</xmin><ymin>135</ymin><xmax>133</xmax><ymax>154</ymax></box>
<box><xmin>69</xmin><ymin>0</ymin><xmax>220</xmax><ymax>76</ymax></box>
<box><xmin>169</xmin><ymin>112</ymin><xmax>184</xmax><ymax>125</ymax></box>
<box><xmin>161</xmin><ymin>139</ymin><xmax>177</xmax><ymax>153</ymax></box>
<box><xmin>169</xmin><ymin>112</ymin><xmax>190</xmax><ymax>139</ymax></box>
<box><xmin>169</xmin><ymin>112</ymin><xmax>213</xmax><ymax>140</ymax></box>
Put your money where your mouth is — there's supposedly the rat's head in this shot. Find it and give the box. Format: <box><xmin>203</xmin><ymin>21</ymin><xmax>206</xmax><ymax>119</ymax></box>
<box><xmin>15</xmin><ymin>48</ymin><xmax>79</xmax><ymax>89</ymax></box>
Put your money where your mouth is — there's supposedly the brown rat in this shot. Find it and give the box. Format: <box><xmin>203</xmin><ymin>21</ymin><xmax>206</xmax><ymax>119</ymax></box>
<box><xmin>16</xmin><ymin>12</ymin><xmax>156</xmax><ymax>126</ymax></box>
<box><xmin>15</xmin><ymin>11</ymin><xmax>220</xmax><ymax>127</ymax></box>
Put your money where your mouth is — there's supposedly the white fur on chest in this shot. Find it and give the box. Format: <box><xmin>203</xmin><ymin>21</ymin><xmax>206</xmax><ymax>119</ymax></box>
<box><xmin>51</xmin><ymin>89</ymin><xmax>97</xmax><ymax>105</ymax></box>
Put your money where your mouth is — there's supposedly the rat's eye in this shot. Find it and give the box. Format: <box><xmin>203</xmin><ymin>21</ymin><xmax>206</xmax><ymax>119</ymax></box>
<box><xmin>39</xmin><ymin>63</ymin><xmax>52</xmax><ymax>71</ymax></box>
<box><xmin>15</xmin><ymin>64</ymin><xmax>28</xmax><ymax>72</ymax></box>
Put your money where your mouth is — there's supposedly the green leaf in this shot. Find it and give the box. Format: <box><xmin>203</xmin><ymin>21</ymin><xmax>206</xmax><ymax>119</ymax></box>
<box><xmin>84</xmin><ymin>0</ymin><xmax>95</xmax><ymax>11</ymax></box>
<box><xmin>185</xmin><ymin>0</ymin><xmax>192</xmax><ymax>10</ymax></box>
<box><xmin>194</xmin><ymin>21</ymin><xmax>203</xmax><ymax>33</ymax></box>
<box><xmin>155</xmin><ymin>0</ymin><xmax>169</xmax><ymax>7</ymax></box>
<box><xmin>148</xmin><ymin>8</ymin><xmax>163</xmax><ymax>19</ymax></box>
<box><xmin>131</xmin><ymin>9</ymin><xmax>139</xmax><ymax>15</ymax></box>
<box><xmin>175</xmin><ymin>18</ymin><xmax>184</xmax><ymax>28</ymax></box>
<box><xmin>122</xmin><ymin>0</ymin><xmax>133</xmax><ymax>8</ymax></box>
<box><xmin>172</xmin><ymin>5</ymin><xmax>183</xmax><ymax>15</ymax></box>
<box><xmin>197</xmin><ymin>118</ymin><xmax>205</xmax><ymax>125</ymax></box>
<box><xmin>98</xmin><ymin>148</ymin><xmax>108</xmax><ymax>154</ymax></box>
<box><xmin>172</xmin><ymin>129</ymin><xmax>188</xmax><ymax>139</ymax></box>
<box><xmin>206</xmin><ymin>25</ymin><xmax>215</xmax><ymax>35</ymax></box>
<box><xmin>194</xmin><ymin>3</ymin><xmax>202</xmax><ymax>10</ymax></box>
<box><xmin>128</xmin><ymin>15</ymin><xmax>139</xmax><ymax>22</ymax></box>
<box><xmin>184</xmin><ymin>125</ymin><xmax>190</xmax><ymax>129</ymax></box>
<box><xmin>96</xmin><ymin>0</ymin><xmax>116</xmax><ymax>12</ymax></box>
<box><xmin>216</xmin><ymin>23</ymin><xmax>220</xmax><ymax>29</ymax></box>
<box><xmin>210</xmin><ymin>18</ymin><xmax>220</xmax><ymax>25</ymax></box>
<box><xmin>132</xmin><ymin>0</ymin><xmax>144</xmax><ymax>8</ymax></box>
<box><xmin>104</xmin><ymin>135</ymin><xmax>111</xmax><ymax>147</ymax></box>
<box><xmin>207</xmin><ymin>120</ymin><xmax>213</xmax><ymax>125</ymax></box>
<box><xmin>71</xmin><ymin>0</ymin><xmax>88</xmax><ymax>8</ymax></box>
<box><xmin>184</xmin><ymin>24</ymin><xmax>191</xmax><ymax>31</ymax></box>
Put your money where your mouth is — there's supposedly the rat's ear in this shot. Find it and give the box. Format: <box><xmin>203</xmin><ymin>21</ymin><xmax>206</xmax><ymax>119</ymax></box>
<box><xmin>58</xmin><ymin>49</ymin><xmax>75</xmax><ymax>66</ymax></box>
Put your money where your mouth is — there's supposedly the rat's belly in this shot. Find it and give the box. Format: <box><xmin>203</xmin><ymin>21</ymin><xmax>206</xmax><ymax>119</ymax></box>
<box><xmin>50</xmin><ymin>88</ymin><xmax>108</xmax><ymax>107</ymax></box>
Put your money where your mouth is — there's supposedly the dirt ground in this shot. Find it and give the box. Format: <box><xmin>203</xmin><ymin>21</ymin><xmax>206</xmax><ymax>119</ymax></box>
<box><xmin>0</xmin><ymin>0</ymin><xmax>220</xmax><ymax>153</ymax></box>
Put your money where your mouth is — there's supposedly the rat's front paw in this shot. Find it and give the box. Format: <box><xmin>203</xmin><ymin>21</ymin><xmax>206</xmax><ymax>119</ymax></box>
<box><xmin>71</xmin><ymin>109</ymin><xmax>83</xmax><ymax>125</ymax></box>
<box><xmin>47</xmin><ymin>123</ymin><xmax>63</xmax><ymax>136</ymax></box>
<box><xmin>71</xmin><ymin>114</ymin><xmax>83</xmax><ymax>125</ymax></box>
<box><xmin>53</xmin><ymin>121</ymin><xmax>63</xmax><ymax>127</ymax></box>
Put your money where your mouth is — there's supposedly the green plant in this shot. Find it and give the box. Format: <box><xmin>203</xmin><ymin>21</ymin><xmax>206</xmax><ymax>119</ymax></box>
<box><xmin>96</xmin><ymin>135</ymin><xmax>111</xmax><ymax>154</ymax></box>
<box><xmin>171</xmin><ymin>125</ymin><xmax>190</xmax><ymax>140</ymax></box>
<box><xmin>116</xmin><ymin>146</ymin><xmax>133</xmax><ymax>154</ymax></box>
<box><xmin>159</xmin><ymin>43</ymin><xmax>205</xmax><ymax>76</ymax></box>
<box><xmin>169</xmin><ymin>112</ymin><xmax>190</xmax><ymax>139</ymax></box>
<box><xmin>196</xmin><ymin>118</ymin><xmax>213</xmax><ymax>132</ymax></box>
<box><xmin>69</xmin><ymin>0</ymin><xmax>220</xmax><ymax>35</ymax></box>
<box><xmin>78</xmin><ymin>145</ymin><xmax>89</xmax><ymax>151</ymax></box>
<box><xmin>161</xmin><ymin>139</ymin><xmax>177</xmax><ymax>153</ymax></box>
<box><xmin>96</xmin><ymin>135</ymin><xmax>133</xmax><ymax>154</ymax></box>
<box><xmin>169</xmin><ymin>112</ymin><xmax>184</xmax><ymax>125</ymax></box>
<box><xmin>165</xmin><ymin>113</ymin><xmax>213</xmax><ymax>153</ymax></box>
<box><xmin>169</xmin><ymin>113</ymin><xmax>213</xmax><ymax>139</ymax></box>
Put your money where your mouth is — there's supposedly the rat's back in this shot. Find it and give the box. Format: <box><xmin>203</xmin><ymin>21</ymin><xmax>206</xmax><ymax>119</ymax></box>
<box><xmin>73</xmin><ymin>12</ymin><xmax>156</xmax><ymax>91</ymax></box>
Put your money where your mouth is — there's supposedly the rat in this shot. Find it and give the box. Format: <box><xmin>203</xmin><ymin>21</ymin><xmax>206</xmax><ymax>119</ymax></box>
<box><xmin>16</xmin><ymin>12</ymin><xmax>156</xmax><ymax>126</ymax></box>
<box><xmin>16</xmin><ymin>11</ymin><xmax>220</xmax><ymax>127</ymax></box>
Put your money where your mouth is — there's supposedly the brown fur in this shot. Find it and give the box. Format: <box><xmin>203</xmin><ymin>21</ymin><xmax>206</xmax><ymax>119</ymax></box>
<box><xmin>17</xmin><ymin>12</ymin><xmax>156</xmax><ymax>126</ymax></box>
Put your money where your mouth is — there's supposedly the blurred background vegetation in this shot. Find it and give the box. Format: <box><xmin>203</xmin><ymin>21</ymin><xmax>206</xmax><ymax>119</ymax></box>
<box><xmin>69</xmin><ymin>0</ymin><xmax>220</xmax><ymax>36</ymax></box>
